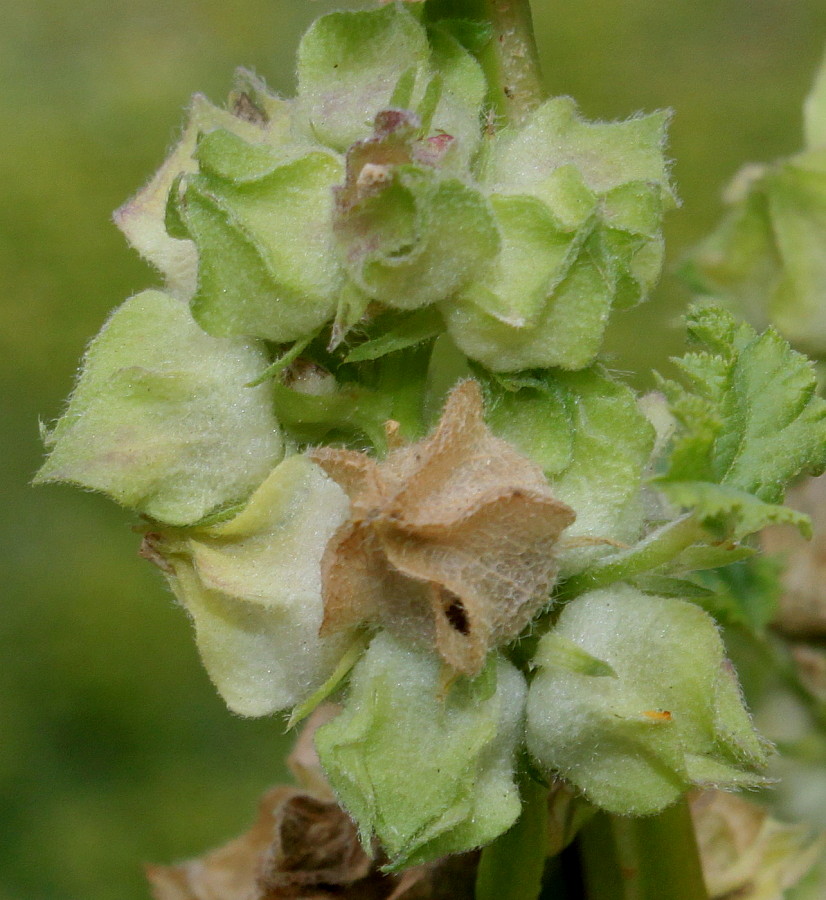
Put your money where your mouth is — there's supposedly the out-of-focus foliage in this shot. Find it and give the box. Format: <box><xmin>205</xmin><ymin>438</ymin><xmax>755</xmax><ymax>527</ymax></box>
<box><xmin>4</xmin><ymin>1</ymin><xmax>826</xmax><ymax>898</ymax></box>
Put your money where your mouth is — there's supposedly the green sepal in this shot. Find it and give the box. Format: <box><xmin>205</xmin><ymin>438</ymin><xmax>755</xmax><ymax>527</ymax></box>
<box><xmin>428</xmin><ymin>17</ymin><xmax>493</xmax><ymax>55</ymax></box>
<box><xmin>114</xmin><ymin>85</ymin><xmax>291</xmax><ymax>299</ymax></box>
<box><xmin>344</xmin><ymin>307</ymin><xmax>444</xmax><ymax>363</ymax></box>
<box><xmin>35</xmin><ymin>290</ymin><xmax>282</xmax><ymax>526</ymax></box>
<box><xmin>484</xmin><ymin>368</ymin><xmax>655</xmax><ymax>571</ymax></box>
<box><xmin>630</xmin><ymin>574</ymin><xmax>715</xmax><ymax>600</ymax></box>
<box><xmin>295</xmin><ymin>5</ymin><xmax>485</xmax><ymax>164</ymax></box>
<box><xmin>157</xmin><ymin>455</ymin><xmax>352</xmax><ymax>717</ymax></box>
<box><xmin>532</xmin><ymin>632</ymin><xmax>617</xmax><ymax>678</ymax></box>
<box><xmin>442</xmin><ymin>99</ymin><xmax>673</xmax><ymax>370</ymax></box>
<box><xmin>482</xmin><ymin>98</ymin><xmax>675</xmax><ymax>206</ymax></box>
<box><xmin>315</xmin><ymin>632</ymin><xmax>526</xmax><ymax>870</ymax></box>
<box><xmin>296</xmin><ymin>5</ymin><xmax>431</xmax><ymax>152</ymax></box>
<box><xmin>526</xmin><ymin>585</ymin><xmax>771</xmax><ymax>816</ymax></box>
<box><xmin>443</xmin><ymin>202</ymin><xmax>617</xmax><ymax>371</ymax></box>
<box><xmin>174</xmin><ymin>139</ymin><xmax>344</xmax><ymax>342</ymax></box>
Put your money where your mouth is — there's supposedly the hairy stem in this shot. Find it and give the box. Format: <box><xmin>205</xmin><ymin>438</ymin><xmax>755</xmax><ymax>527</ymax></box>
<box><xmin>483</xmin><ymin>0</ymin><xmax>545</xmax><ymax>125</ymax></box>
<box><xmin>428</xmin><ymin>0</ymin><xmax>544</xmax><ymax>124</ymax></box>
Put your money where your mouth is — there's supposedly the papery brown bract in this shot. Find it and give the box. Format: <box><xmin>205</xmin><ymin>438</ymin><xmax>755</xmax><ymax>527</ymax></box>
<box><xmin>310</xmin><ymin>379</ymin><xmax>575</xmax><ymax>675</ymax></box>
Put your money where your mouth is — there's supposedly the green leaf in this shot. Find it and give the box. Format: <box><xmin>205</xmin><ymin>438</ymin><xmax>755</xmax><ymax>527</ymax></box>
<box><xmin>659</xmin><ymin>482</ymin><xmax>811</xmax><ymax>541</ymax></box>
<box><xmin>658</xmin><ymin>305</ymin><xmax>826</xmax><ymax>536</ymax></box>
<box><xmin>158</xmin><ymin>455</ymin><xmax>353</xmax><ymax>716</ymax></box>
<box><xmin>344</xmin><ymin>307</ymin><xmax>444</xmax><ymax>363</ymax></box>
<box><xmin>36</xmin><ymin>291</ymin><xmax>282</xmax><ymax>526</ymax></box>
<box><xmin>526</xmin><ymin>585</ymin><xmax>771</xmax><ymax>816</ymax></box>
<box><xmin>176</xmin><ymin>138</ymin><xmax>344</xmax><ymax>342</ymax></box>
<box><xmin>314</xmin><ymin>633</ymin><xmax>526</xmax><ymax>869</ymax></box>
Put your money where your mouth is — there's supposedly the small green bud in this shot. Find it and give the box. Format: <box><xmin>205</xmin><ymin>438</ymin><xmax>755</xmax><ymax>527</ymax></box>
<box><xmin>315</xmin><ymin>632</ymin><xmax>526</xmax><ymax>869</ymax></box>
<box><xmin>35</xmin><ymin>290</ymin><xmax>282</xmax><ymax>526</ymax></box>
<box><xmin>526</xmin><ymin>585</ymin><xmax>770</xmax><ymax>816</ymax></box>
<box><xmin>333</xmin><ymin>110</ymin><xmax>499</xmax><ymax>312</ymax></box>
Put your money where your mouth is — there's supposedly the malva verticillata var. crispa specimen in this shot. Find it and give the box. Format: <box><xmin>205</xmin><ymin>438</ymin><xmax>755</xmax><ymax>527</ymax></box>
<box><xmin>34</xmin><ymin>1</ymin><xmax>826</xmax><ymax>897</ymax></box>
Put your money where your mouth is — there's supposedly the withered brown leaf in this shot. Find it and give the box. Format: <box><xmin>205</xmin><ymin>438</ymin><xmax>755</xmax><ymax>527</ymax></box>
<box><xmin>310</xmin><ymin>379</ymin><xmax>575</xmax><ymax>675</ymax></box>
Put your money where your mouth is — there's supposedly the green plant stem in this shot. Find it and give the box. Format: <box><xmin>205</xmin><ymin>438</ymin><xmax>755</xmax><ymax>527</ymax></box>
<box><xmin>428</xmin><ymin>0</ymin><xmax>544</xmax><ymax>125</ymax></box>
<box><xmin>475</xmin><ymin>776</ymin><xmax>549</xmax><ymax>900</ymax></box>
<box><xmin>482</xmin><ymin>0</ymin><xmax>545</xmax><ymax>125</ymax></box>
<box><xmin>577</xmin><ymin>799</ymin><xmax>709</xmax><ymax>900</ymax></box>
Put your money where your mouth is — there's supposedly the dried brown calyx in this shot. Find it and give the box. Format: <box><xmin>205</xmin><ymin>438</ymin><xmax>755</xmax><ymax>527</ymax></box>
<box><xmin>147</xmin><ymin>707</ymin><xmax>478</xmax><ymax>900</ymax></box>
<box><xmin>310</xmin><ymin>379</ymin><xmax>575</xmax><ymax>676</ymax></box>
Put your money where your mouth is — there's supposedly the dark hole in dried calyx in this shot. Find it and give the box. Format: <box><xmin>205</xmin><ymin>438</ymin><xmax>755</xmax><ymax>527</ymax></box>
<box><xmin>443</xmin><ymin>592</ymin><xmax>470</xmax><ymax>636</ymax></box>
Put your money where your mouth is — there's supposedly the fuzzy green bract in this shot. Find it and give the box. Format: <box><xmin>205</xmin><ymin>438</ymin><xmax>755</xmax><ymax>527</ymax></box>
<box><xmin>314</xmin><ymin>632</ymin><xmax>526</xmax><ymax>870</ymax></box>
<box><xmin>179</xmin><ymin>133</ymin><xmax>344</xmax><ymax>342</ymax></box>
<box><xmin>526</xmin><ymin>585</ymin><xmax>770</xmax><ymax>816</ymax></box>
<box><xmin>35</xmin><ymin>290</ymin><xmax>282</xmax><ymax>526</ymax></box>
<box><xmin>157</xmin><ymin>455</ymin><xmax>351</xmax><ymax>717</ymax></box>
<box><xmin>657</xmin><ymin>306</ymin><xmax>826</xmax><ymax>538</ymax></box>
<box><xmin>114</xmin><ymin>75</ymin><xmax>292</xmax><ymax>299</ymax></box>
<box><xmin>485</xmin><ymin>368</ymin><xmax>655</xmax><ymax>571</ymax></box>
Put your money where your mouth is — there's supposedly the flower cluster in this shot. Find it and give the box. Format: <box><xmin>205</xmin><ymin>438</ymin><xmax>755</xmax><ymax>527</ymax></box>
<box><xmin>38</xmin><ymin>1</ymin><xmax>826</xmax><ymax>875</ymax></box>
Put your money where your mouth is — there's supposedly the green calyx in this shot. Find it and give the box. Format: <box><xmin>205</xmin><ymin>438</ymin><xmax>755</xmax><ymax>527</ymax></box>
<box><xmin>526</xmin><ymin>585</ymin><xmax>771</xmax><ymax>816</ymax></box>
<box><xmin>314</xmin><ymin>632</ymin><xmax>526</xmax><ymax>870</ymax></box>
<box><xmin>144</xmin><ymin>454</ymin><xmax>353</xmax><ymax>717</ymax></box>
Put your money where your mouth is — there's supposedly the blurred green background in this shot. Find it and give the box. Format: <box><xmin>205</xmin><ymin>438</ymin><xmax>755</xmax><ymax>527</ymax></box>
<box><xmin>2</xmin><ymin>1</ymin><xmax>826</xmax><ymax>897</ymax></box>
